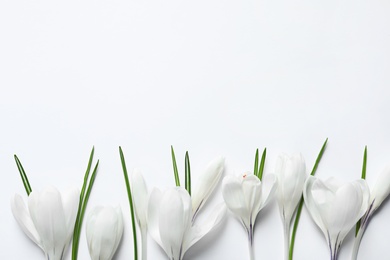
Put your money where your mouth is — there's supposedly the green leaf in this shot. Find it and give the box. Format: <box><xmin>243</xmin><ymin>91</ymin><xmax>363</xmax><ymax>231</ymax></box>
<box><xmin>72</xmin><ymin>147</ymin><xmax>99</xmax><ymax>260</ymax></box>
<box><xmin>355</xmin><ymin>145</ymin><xmax>367</xmax><ymax>236</ymax></box>
<box><xmin>14</xmin><ymin>155</ymin><xmax>32</xmax><ymax>195</ymax></box>
<box><xmin>289</xmin><ymin>138</ymin><xmax>328</xmax><ymax>260</ymax></box>
<box><xmin>185</xmin><ymin>151</ymin><xmax>191</xmax><ymax>195</ymax></box>
<box><xmin>361</xmin><ymin>146</ymin><xmax>367</xmax><ymax>180</ymax></box>
<box><xmin>171</xmin><ymin>145</ymin><xmax>180</xmax><ymax>186</ymax></box>
<box><xmin>253</xmin><ymin>149</ymin><xmax>259</xmax><ymax>177</ymax></box>
<box><xmin>119</xmin><ymin>146</ymin><xmax>138</xmax><ymax>260</ymax></box>
<box><xmin>258</xmin><ymin>148</ymin><xmax>267</xmax><ymax>181</ymax></box>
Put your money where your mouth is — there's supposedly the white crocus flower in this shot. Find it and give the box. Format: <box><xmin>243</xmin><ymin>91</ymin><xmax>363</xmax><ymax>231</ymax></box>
<box><xmin>131</xmin><ymin>169</ymin><xmax>149</xmax><ymax>260</ymax></box>
<box><xmin>303</xmin><ymin>176</ymin><xmax>370</xmax><ymax>260</ymax></box>
<box><xmin>352</xmin><ymin>164</ymin><xmax>390</xmax><ymax>260</ymax></box>
<box><xmin>275</xmin><ymin>153</ymin><xmax>306</xmax><ymax>260</ymax></box>
<box><xmin>148</xmin><ymin>186</ymin><xmax>226</xmax><ymax>260</ymax></box>
<box><xmin>222</xmin><ymin>173</ymin><xmax>277</xmax><ymax>260</ymax></box>
<box><xmin>86</xmin><ymin>206</ymin><xmax>124</xmax><ymax>260</ymax></box>
<box><xmin>191</xmin><ymin>157</ymin><xmax>225</xmax><ymax>221</ymax></box>
<box><xmin>11</xmin><ymin>186</ymin><xmax>79</xmax><ymax>260</ymax></box>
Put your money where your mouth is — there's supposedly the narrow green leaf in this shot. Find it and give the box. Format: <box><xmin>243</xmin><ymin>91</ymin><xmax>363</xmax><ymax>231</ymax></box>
<box><xmin>171</xmin><ymin>145</ymin><xmax>180</xmax><ymax>186</ymax></box>
<box><xmin>72</xmin><ymin>147</ymin><xmax>97</xmax><ymax>260</ymax></box>
<box><xmin>14</xmin><ymin>155</ymin><xmax>32</xmax><ymax>195</ymax></box>
<box><xmin>258</xmin><ymin>148</ymin><xmax>267</xmax><ymax>181</ymax></box>
<box><xmin>253</xmin><ymin>149</ymin><xmax>259</xmax><ymax>177</ymax></box>
<box><xmin>361</xmin><ymin>146</ymin><xmax>367</xmax><ymax>180</ymax></box>
<box><xmin>289</xmin><ymin>138</ymin><xmax>328</xmax><ymax>260</ymax></box>
<box><xmin>355</xmin><ymin>145</ymin><xmax>367</xmax><ymax>236</ymax></box>
<box><xmin>73</xmin><ymin>161</ymin><xmax>99</xmax><ymax>259</ymax></box>
<box><xmin>185</xmin><ymin>151</ymin><xmax>191</xmax><ymax>195</ymax></box>
<box><xmin>119</xmin><ymin>147</ymin><xmax>138</xmax><ymax>260</ymax></box>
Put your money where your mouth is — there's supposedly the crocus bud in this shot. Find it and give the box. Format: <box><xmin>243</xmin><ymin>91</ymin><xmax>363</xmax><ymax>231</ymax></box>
<box><xmin>131</xmin><ymin>169</ymin><xmax>148</xmax><ymax>229</ymax></box>
<box><xmin>86</xmin><ymin>206</ymin><xmax>124</xmax><ymax>260</ymax></box>
<box><xmin>370</xmin><ymin>164</ymin><xmax>390</xmax><ymax>210</ymax></box>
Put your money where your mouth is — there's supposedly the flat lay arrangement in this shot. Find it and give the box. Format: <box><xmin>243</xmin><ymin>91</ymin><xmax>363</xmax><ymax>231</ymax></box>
<box><xmin>10</xmin><ymin>141</ymin><xmax>390</xmax><ymax>260</ymax></box>
<box><xmin>2</xmin><ymin>1</ymin><xmax>389</xmax><ymax>260</ymax></box>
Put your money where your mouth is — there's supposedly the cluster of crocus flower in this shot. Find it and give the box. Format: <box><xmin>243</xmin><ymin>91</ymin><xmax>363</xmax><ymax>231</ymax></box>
<box><xmin>118</xmin><ymin>146</ymin><xmax>228</xmax><ymax>260</ymax></box>
<box><xmin>12</xmin><ymin>187</ymin><xmax>125</xmax><ymax>260</ymax></box>
<box><xmin>10</xmin><ymin>143</ymin><xmax>390</xmax><ymax>260</ymax></box>
<box><xmin>221</xmin><ymin>151</ymin><xmax>307</xmax><ymax>260</ymax></box>
<box><xmin>11</xmin><ymin>149</ymin><xmax>124</xmax><ymax>260</ymax></box>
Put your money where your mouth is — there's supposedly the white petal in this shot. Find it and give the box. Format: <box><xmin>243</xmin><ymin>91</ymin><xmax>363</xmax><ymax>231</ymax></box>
<box><xmin>303</xmin><ymin>177</ymin><xmax>328</xmax><ymax>237</ymax></box>
<box><xmin>61</xmin><ymin>187</ymin><xmax>80</xmax><ymax>239</ymax></box>
<box><xmin>324</xmin><ymin>177</ymin><xmax>344</xmax><ymax>191</ymax></box>
<box><xmin>183</xmin><ymin>203</ymin><xmax>226</xmax><ymax>254</ymax></box>
<box><xmin>275</xmin><ymin>153</ymin><xmax>306</xmax><ymax>222</ymax></box>
<box><xmin>258</xmin><ymin>173</ymin><xmax>277</xmax><ymax>211</ymax></box>
<box><xmin>354</xmin><ymin>180</ymin><xmax>370</xmax><ymax>218</ymax></box>
<box><xmin>159</xmin><ymin>188</ymin><xmax>191</xmax><ymax>260</ymax></box>
<box><xmin>131</xmin><ymin>169</ymin><xmax>148</xmax><ymax>228</ymax></box>
<box><xmin>192</xmin><ymin>157</ymin><xmax>225</xmax><ymax>217</ymax></box>
<box><xmin>147</xmin><ymin>188</ymin><xmax>163</xmax><ymax>248</ymax></box>
<box><xmin>86</xmin><ymin>206</ymin><xmax>104</xmax><ymax>260</ymax></box>
<box><xmin>28</xmin><ymin>186</ymin><xmax>68</xmax><ymax>259</ymax></box>
<box><xmin>176</xmin><ymin>188</ymin><xmax>192</xmax><ymax>228</ymax></box>
<box><xmin>371</xmin><ymin>164</ymin><xmax>390</xmax><ymax>210</ymax></box>
<box><xmin>325</xmin><ymin>182</ymin><xmax>363</xmax><ymax>241</ymax></box>
<box><xmin>10</xmin><ymin>194</ymin><xmax>42</xmax><ymax>249</ymax></box>
<box><xmin>86</xmin><ymin>206</ymin><xmax>123</xmax><ymax>260</ymax></box>
<box><xmin>242</xmin><ymin>174</ymin><xmax>262</xmax><ymax>224</ymax></box>
<box><xmin>222</xmin><ymin>175</ymin><xmax>250</xmax><ymax>228</ymax></box>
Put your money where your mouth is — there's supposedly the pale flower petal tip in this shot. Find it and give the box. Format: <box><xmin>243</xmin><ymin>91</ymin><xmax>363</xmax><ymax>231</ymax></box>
<box><xmin>371</xmin><ymin>164</ymin><xmax>390</xmax><ymax>210</ymax></box>
<box><xmin>86</xmin><ymin>205</ymin><xmax>124</xmax><ymax>260</ymax></box>
<box><xmin>11</xmin><ymin>186</ymin><xmax>80</xmax><ymax>260</ymax></box>
<box><xmin>130</xmin><ymin>169</ymin><xmax>148</xmax><ymax>229</ymax></box>
<box><xmin>191</xmin><ymin>156</ymin><xmax>225</xmax><ymax>218</ymax></box>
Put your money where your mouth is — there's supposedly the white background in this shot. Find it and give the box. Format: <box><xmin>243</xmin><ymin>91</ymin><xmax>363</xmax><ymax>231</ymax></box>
<box><xmin>1</xmin><ymin>0</ymin><xmax>390</xmax><ymax>259</ymax></box>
